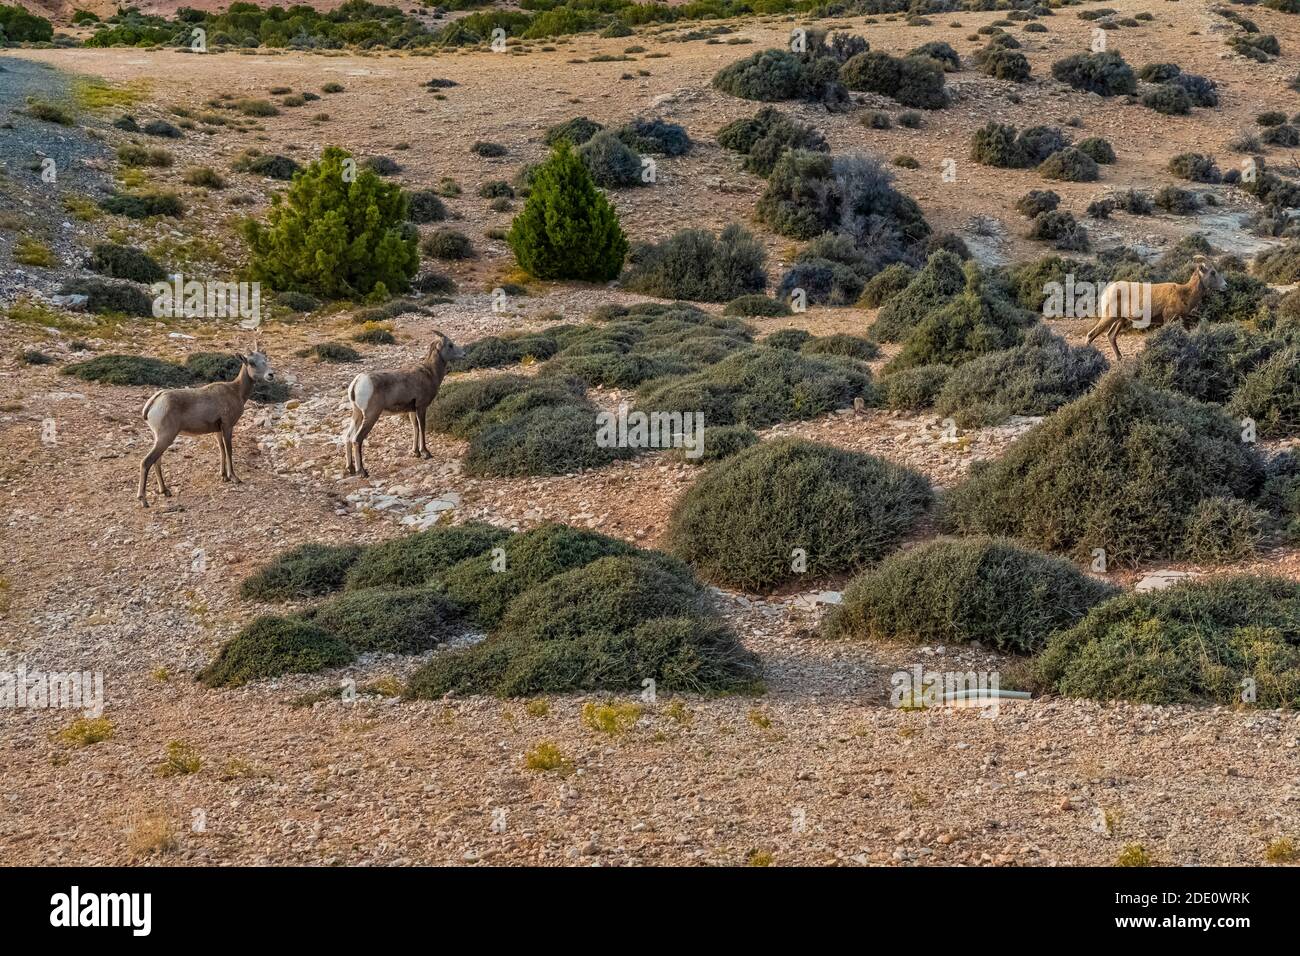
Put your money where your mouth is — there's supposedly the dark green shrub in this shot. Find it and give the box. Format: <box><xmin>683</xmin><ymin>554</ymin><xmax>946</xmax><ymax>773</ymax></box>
<box><xmin>1154</xmin><ymin>185</ymin><xmax>1199</xmax><ymax>214</ymax></box>
<box><xmin>717</xmin><ymin>106</ymin><xmax>827</xmax><ymax>177</ymax></box>
<box><xmin>233</xmin><ymin>150</ymin><xmax>299</xmax><ymax>179</ymax></box>
<box><xmin>1228</xmin><ymin>347</ymin><xmax>1300</xmax><ymax>438</ymax></box>
<box><xmin>183</xmin><ymin>166</ymin><xmax>225</xmax><ymax>189</ymax></box>
<box><xmin>407</xmin><ymin>555</ymin><xmax>759</xmax><ymax>697</ymax></box>
<box><xmin>1142</xmin><ymin>82</ymin><xmax>1191</xmax><ymax>115</ymax></box>
<box><xmin>344</xmin><ymin>522</ymin><xmax>509</xmax><ymax>591</ymax></box>
<box><xmin>435</xmin><ymin>523</ymin><xmax>646</xmax><ymax>626</ymax></box>
<box><xmin>507</xmin><ymin>142</ymin><xmax>627</xmax><ymax>281</ymax></box>
<box><xmin>666</xmin><ymin>438</ymin><xmax>931</xmax><ymax>591</ymax></box>
<box><xmin>1015</xmin><ymin>189</ymin><xmax>1060</xmax><ymax>218</ymax></box>
<box><xmin>840</xmin><ymin>51</ymin><xmax>947</xmax><ymax>109</ymax></box>
<box><xmin>1050</xmin><ymin>51</ymin><xmax>1136</xmax><ymax>96</ymax></box>
<box><xmin>298</xmin><ymin>342</ymin><xmax>360</xmax><ymax>363</ymax></box>
<box><xmin>942</xmin><ymin>374</ymin><xmax>1264</xmax><ymax>564</ymax></box>
<box><xmin>421</xmin><ymin>228</ymin><xmax>474</xmax><ymax>260</ymax></box>
<box><xmin>980</xmin><ymin>48</ymin><xmax>1031</xmax><ymax>81</ymax></box>
<box><xmin>1229</xmin><ymin>34</ymin><xmax>1280</xmax><ymax>61</ymax></box>
<box><xmin>100</xmin><ymin>190</ymin><xmax>184</xmax><ymax>219</ymax></box>
<box><xmin>478</xmin><ymin>180</ymin><xmax>514</xmax><ymax>199</ymax></box>
<box><xmin>578</xmin><ymin>130</ymin><xmax>643</xmax><ymax>188</ymax></box>
<box><xmin>824</xmin><ymin>538</ymin><xmax>1116</xmax><ymax>653</ymax></box>
<box><xmin>240</xmin><ymin>543</ymin><xmax>363</xmax><ymax>601</ymax></box>
<box><xmin>882</xmin><ymin>364</ymin><xmax>951</xmax><ymax>410</ymax></box>
<box><xmin>871</xmin><ymin>250</ymin><xmax>966</xmax><ymax>341</ymax></box>
<box><xmin>143</xmin><ymin>119</ymin><xmax>180</xmax><ymax>138</ymax></box>
<box><xmin>1034</xmin><ymin>576</ymin><xmax>1300</xmax><ymax>706</ymax></box>
<box><xmin>934</xmin><ymin>325</ymin><xmax>1106</xmax><ymax>427</ymax></box>
<box><xmin>677</xmin><ymin>424</ymin><xmax>759</xmax><ymax>464</ymax></box>
<box><xmin>1038</xmin><ymin>147</ymin><xmax>1099</xmax><ymax>182</ymax></box>
<box><xmin>909</xmin><ymin>40</ymin><xmax>959</xmax><ymax>71</ymax></box>
<box><xmin>1139</xmin><ymin>62</ymin><xmax>1181</xmax><ymax>83</ymax></box>
<box><xmin>197</xmin><ymin>616</ymin><xmax>354</xmax><ymax>688</ymax></box>
<box><xmin>1254</xmin><ymin>241</ymin><xmax>1300</xmax><ymax>282</ymax></box>
<box><xmin>1182</xmin><ymin>497</ymin><xmax>1264</xmax><ymax>561</ymax></box>
<box><xmin>406</xmin><ymin>189</ymin><xmax>448</xmax><ymax>223</ymax></box>
<box><xmin>1027</xmin><ymin>210</ymin><xmax>1089</xmax><ymax>251</ymax></box>
<box><xmin>764</xmin><ymin>328</ymin><xmax>812</xmax><ymax>350</ymax></box>
<box><xmin>1133</xmin><ymin>324</ymin><xmax>1277</xmax><ymax>405</ymax></box>
<box><xmin>634</xmin><ymin>346</ymin><xmax>875</xmax><ymax>429</ymax></box>
<box><xmin>64</xmin><ymin>354</ymin><xmax>189</xmax><ymax>387</ymax></box>
<box><xmin>622</xmin><ymin>224</ymin><xmax>766</xmax><ymax>302</ymax></box>
<box><xmin>243</xmin><ymin>146</ymin><xmax>417</xmax><ymax>299</ymax></box>
<box><xmin>457</xmin><ymin>329</ymin><xmax>568</xmax><ymax>369</ymax></box>
<box><xmin>802</xmin><ymin>333</ymin><xmax>879</xmax><ymax>360</ymax></box>
<box><xmin>617</xmin><ymin>117</ymin><xmax>691</xmax><ymax>156</ymax></box>
<box><xmin>56</xmin><ymin>279</ymin><xmax>153</xmax><ymax>316</ymax></box>
<box><xmin>117</xmin><ymin>144</ymin><xmax>172</xmax><ymax>167</ymax></box>
<box><xmin>723</xmin><ymin>294</ymin><xmax>791</xmax><ymax>317</ymax></box>
<box><xmin>888</xmin><ymin>266</ymin><xmax>1036</xmax><ymax>371</ymax></box>
<box><xmin>471</xmin><ymin>140</ymin><xmax>507</xmax><ymax>157</ymax></box>
<box><xmin>1168</xmin><ymin>152</ymin><xmax>1221</xmax><ymax>183</ymax></box>
<box><xmin>859</xmin><ymin>262</ymin><xmax>915</xmax><ymax>307</ymax></box>
<box><xmin>1170</xmin><ymin>73</ymin><xmax>1218</xmax><ymax>107</ymax></box>
<box><xmin>712</xmin><ymin>45</ymin><xmax>849</xmax><ymax>109</ymax></box>
<box><xmin>87</xmin><ymin>243</ymin><xmax>165</xmax><ymax>283</ymax></box>
<box><xmin>307</xmin><ymin>587</ymin><xmax>459</xmax><ymax>654</ymax></box>
<box><xmin>543</xmin><ymin>116</ymin><xmax>603</xmax><ymax>147</ymax></box>
<box><xmin>1076</xmin><ymin>137</ymin><xmax>1116</xmax><ymax>164</ymax></box>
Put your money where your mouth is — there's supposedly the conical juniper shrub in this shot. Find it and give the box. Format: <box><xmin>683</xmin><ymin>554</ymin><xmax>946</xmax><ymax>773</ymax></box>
<box><xmin>506</xmin><ymin>141</ymin><xmax>627</xmax><ymax>281</ymax></box>
<box><xmin>666</xmin><ymin>438</ymin><xmax>932</xmax><ymax>592</ymax></box>
<box><xmin>940</xmin><ymin>374</ymin><xmax>1265</xmax><ymax>565</ymax></box>
<box><xmin>1032</xmin><ymin>576</ymin><xmax>1300</xmax><ymax>707</ymax></box>
<box><xmin>405</xmin><ymin>556</ymin><xmax>762</xmax><ymax>697</ymax></box>
<box><xmin>343</xmin><ymin>521</ymin><xmax>509</xmax><ymax>590</ymax></box>
<box><xmin>242</xmin><ymin>146</ymin><xmax>419</xmax><ymax>299</ymax></box>
<box><xmin>823</xmin><ymin>538</ymin><xmax>1117</xmax><ymax>654</ymax></box>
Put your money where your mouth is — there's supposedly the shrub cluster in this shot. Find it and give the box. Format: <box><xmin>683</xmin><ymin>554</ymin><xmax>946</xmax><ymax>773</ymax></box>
<box><xmin>970</xmin><ymin>122</ymin><xmax>1071</xmax><ymax>169</ymax></box>
<box><xmin>824</xmin><ymin>538</ymin><xmax>1116</xmax><ymax>653</ymax></box>
<box><xmin>942</xmin><ymin>374</ymin><xmax>1265</xmax><ymax>564</ymax></box>
<box><xmin>1050</xmin><ymin>51</ymin><xmax>1136</xmax><ymax>96</ymax></box>
<box><xmin>840</xmin><ymin>50</ymin><xmax>948</xmax><ymax>109</ymax></box>
<box><xmin>716</xmin><ymin>106</ymin><xmax>827</xmax><ymax>177</ymax></box>
<box><xmin>666</xmin><ymin>438</ymin><xmax>931</xmax><ymax>591</ymax></box>
<box><xmin>622</xmin><ymin>224</ymin><xmax>767</xmax><ymax>302</ymax></box>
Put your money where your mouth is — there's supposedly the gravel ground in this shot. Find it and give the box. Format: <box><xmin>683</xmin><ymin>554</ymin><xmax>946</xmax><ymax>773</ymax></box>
<box><xmin>3</xmin><ymin>2</ymin><xmax>1300</xmax><ymax>866</ymax></box>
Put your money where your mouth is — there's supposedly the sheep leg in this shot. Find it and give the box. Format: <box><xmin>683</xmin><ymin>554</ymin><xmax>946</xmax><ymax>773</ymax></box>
<box><xmin>1108</xmin><ymin>322</ymin><xmax>1123</xmax><ymax>362</ymax></box>
<box><xmin>344</xmin><ymin>407</ymin><xmax>363</xmax><ymax>475</ymax></box>
<box><xmin>138</xmin><ymin>429</ymin><xmax>177</xmax><ymax>507</ymax></box>
<box><xmin>354</xmin><ymin>414</ymin><xmax>380</xmax><ymax>478</ymax></box>
<box><xmin>154</xmin><ymin>459</ymin><xmax>172</xmax><ymax>497</ymax></box>
<box><xmin>409</xmin><ymin>411</ymin><xmax>421</xmax><ymax>457</ymax></box>
<box><xmin>1084</xmin><ymin>316</ymin><xmax>1109</xmax><ymax>348</ymax></box>
<box><xmin>222</xmin><ymin>426</ymin><xmax>241</xmax><ymax>484</ymax></box>
<box><xmin>417</xmin><ymin>406</ymin><xmax>432</xmax><ymax>459</ymax></box>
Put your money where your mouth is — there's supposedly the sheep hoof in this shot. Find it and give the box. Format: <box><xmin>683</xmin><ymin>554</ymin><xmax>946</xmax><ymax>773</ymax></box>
<box><xmin>138</xmin><ymin>498</ymin><xmax>149</xmax><ymax>508</ymax></box>
<box><xmin>421</xmin><ymin>451</ymin><xmax>433</xmax><ymax>460</ymax></box>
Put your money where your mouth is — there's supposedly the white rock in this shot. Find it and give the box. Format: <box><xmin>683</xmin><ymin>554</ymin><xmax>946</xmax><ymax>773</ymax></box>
<box><xmin>1135</xmin><ymin>569</ymin><xmax>1200</xmax><ymax>593</ymax></box>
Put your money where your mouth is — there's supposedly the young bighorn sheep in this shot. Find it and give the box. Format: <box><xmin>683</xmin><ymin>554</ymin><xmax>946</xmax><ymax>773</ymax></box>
<box><xmin>343</xmin><ymin>332</ymin><xmax>464</xmax><ymax>477</ymax></box>
<box><xmin>137</xmin><ymin>351</ymin><xmax>275</xmax><ymax>506</ymax></box>
<box><xmin>1085</xmin><ymin>256</ymin><xmax>1228</xmax><ymax>361</ymax></box>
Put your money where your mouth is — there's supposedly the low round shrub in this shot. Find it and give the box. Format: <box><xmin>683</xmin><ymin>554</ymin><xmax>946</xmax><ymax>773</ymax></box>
<box><xmin>422</xmin><ymin>228</ymin><xmax>474</xmax><ymax>260</ymax></box>
<box><xmin>1153</xmin><ymin>185</ymin><xmax>1199</xmax><ymax>215</ymax></box>
<box><xmin>981</xmin><ymin>49</ymin><xmax>1031</xmax><ymax>81</ymax></box>
<box><xmin>407</xmin><ymin>555</ymin><xmax>760</xmax><ymax>697</ymax></box>
<box><xmin>197</xmin><ymin>616</ymin><xmax>354</xmax><ymax>688</ymax></box>
<box><xmin>859</xmin><ymin>262</ymin><xmax>915</xmax><ymax>307</ymax></box>
<box><xmin>1038</xmin><ymin>147</ymin><xmax>1099</xmax><ymax>182</ymax></box>
<box><xmin>723</xmin><ymin>294</ymin><xmax>791</xmax><ymax>317</ymax></box>
<box><xmin>765</xmin><ymin>328</ymin><xmax>813</xmax><ymax>350</ymax></box>
<box><xmin>941</xmin><ymin>374</ymin><xmax>1264</xmax><ymax>564</ymax></box>
<box><xmin>345</xmin><ymin>522</ymin><xmax>509</xmax><ymax>591</ymax></box>
<box><xmin>578</xmin><ymin>130</ymin><xmax>643</xmax><ymax>188</ymax></box>
<box><xmin>64</xmin><ymin>354</ymin><xmax>190</xmax><ymax>387</ymax></box>
<box><xmin>802</xmin><ymin>333</ymin><xmax>879</xmax><ymax>360</ymax></box>
<box><xmin>87</xmin><ymin>243</ymin><xmax>165</xmax><ymax>283</ymax></box>
<box><xmin>1075</xmin><ymin>137</ymin><xmax>1116</xmax><ymax>164</ymax></box>
<box><xmin>307</xmin><ymin>587</ymin><xmax>459</xmax><ymax>654</ymax></box>
<box><xmin>617</xmin><ymin>117</ymin><xmax>691</xmax><ymax>156</ymax></box>
<box><xmin>677</xmin><ymin>424</ymin><xmax>759</xmax><ymax>464</ymax></box>
<box><xmin>406</xmin><ymin>189</ymin><xmax>448</xmax><ymax>224</ymax></box>
<box><xmin>240</xmin><ymin>543</ymin><xmax>362</xmax><ymax>601</ymax></box>
<box><xmin>1015</xmin><ymin>190</ymin><xmax>1060</xmax><ymax>218</ymax></box>
<box><xmin>1168</xmin><ymin>152</ymin><xmax>1221</xmax><ymax>184</ymax></box>
<box><xmin>933</xmin><ymin>325</ymin><xmax>1107</xmax><ymax>427</ymax></box>
<box><xmin>824</xmin><ymin>538</ymin><xmax>1117</xmax><ymax>653</ymax></box>
<box><xmin>622</xmin><ymin>224</ymin><xmax>766</xmax><ymax>302</ymax></box>
<box><xmin>1142</xmin><ymin>83</ymin><xmax>1191</xmax><ymax>115</ymax></box>
<box><xmin>882</xmin><ymin>364</ymin><xmax>951</xmax><ymax>410</ymax></box>
<box><xmin>666</xmin><ymin>438</ymin><xmax>931</xmax><ymax>591</ymax></box>
<box><xmin>1227</xmin><ymin>347</ymin><xmax>1300</xmax><ymax>438</ymax></box>
<box><xmin>544</xmin><ymin>116</ymin><xmax>603</xmax><ymax>147</ymax></box>
<box><xmin>1182</xmin><ymin>497</ymin><xmax>1265</xmax><ymax>562</ymax></box>
<box><xmin>1051</xmin><ymin>51</ymin><xmax>1136</xmax><ymax>96</ymax></box>
<box><xmin>871</xmin><ymin>251</ymin><xmax>965</xmax><ymax>341</ymax></box>
<box><xmin>1034</xmin><ymin>576</ymin><xmax>1300</xmax><ymax>706</ymax></box>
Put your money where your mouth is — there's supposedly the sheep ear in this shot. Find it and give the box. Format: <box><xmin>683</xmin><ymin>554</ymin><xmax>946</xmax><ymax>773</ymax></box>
<box><xmin>236</xmin><ymin>352</ymin><xmax>248</xmax><ymax>364</ymax></box>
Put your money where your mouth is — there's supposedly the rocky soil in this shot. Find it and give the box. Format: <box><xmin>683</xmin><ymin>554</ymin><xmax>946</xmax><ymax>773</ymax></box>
<box><xmin>3</xmin><ymin>1</ymin><xmax>1300</xmax><ymax>866</ymax></box>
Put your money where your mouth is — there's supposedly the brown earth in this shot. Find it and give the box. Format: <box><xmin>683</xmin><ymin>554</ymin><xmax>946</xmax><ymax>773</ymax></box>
<box><xmin>3</xmin><ymin>2</ymin><xmax>1300</xmax><ymax>867</ymax></box>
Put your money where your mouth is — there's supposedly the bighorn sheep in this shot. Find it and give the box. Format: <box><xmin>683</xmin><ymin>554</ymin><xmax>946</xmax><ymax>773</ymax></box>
<box><xmin>343</xmin><ymin>332</ymin><xmax>464</xmax><ymax>477</ymax></box>
<box><xmin>137</xmin><ymin>350</ymin><xmax>275</xmax><ymax>506</ymax></box>
<box><xmin>1085</xmin><ymin>256</ymin><xmax>1228</xmax><ymax>361</ymax></box>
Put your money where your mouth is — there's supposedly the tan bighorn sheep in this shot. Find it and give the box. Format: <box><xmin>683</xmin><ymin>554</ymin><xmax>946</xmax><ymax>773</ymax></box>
<box><xmin>1085</xmin><ymin>256</ymin><xmax>1228</xmax><ymax>361</ymax></box>
<box><xmin>343</xmin><ymin>332</ymin><xmax>464</xmax><ymax>477</ymax></box>
<box><xmin>137</xmin><ymin>351</ymin><xmax>275</xmax><ymax>506</ymax></box>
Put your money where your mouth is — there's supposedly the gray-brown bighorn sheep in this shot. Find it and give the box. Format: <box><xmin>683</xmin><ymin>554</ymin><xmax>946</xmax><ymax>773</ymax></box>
<box><xmin>137</xmin><ymin>350</ymin><xmax>275</xmax><ymax>506</ymax></box>
<box><xmin>1085</xmin><ymin>256</ymin><xmax>1228</xmax><ymax>361</ymax></box>
<box><xmin>344</xmin><ymin>333</ymin><xmax>464</xmax><ymax>477</ymax></box>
